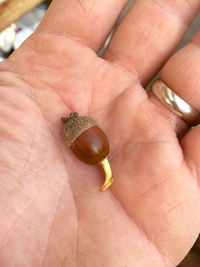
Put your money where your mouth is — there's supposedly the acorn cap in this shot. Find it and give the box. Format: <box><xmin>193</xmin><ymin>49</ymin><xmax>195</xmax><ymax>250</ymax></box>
<box><xmin>61</xmin><ymin>112</ymin><xmax>97</xmax><ymax>146</ymax></box>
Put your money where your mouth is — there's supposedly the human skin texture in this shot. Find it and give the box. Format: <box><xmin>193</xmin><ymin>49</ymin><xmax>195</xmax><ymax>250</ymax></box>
<box><xmin>0</xmin><ymin>0</ymin><xmax>200</xmax><ymax>266</ymax></box>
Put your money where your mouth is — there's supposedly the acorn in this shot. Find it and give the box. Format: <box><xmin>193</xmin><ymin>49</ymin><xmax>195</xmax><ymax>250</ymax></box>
<box><xmin>61</xmin><ymin>112</ymin><xmax>113</xmax><ymax>191</ymax></box>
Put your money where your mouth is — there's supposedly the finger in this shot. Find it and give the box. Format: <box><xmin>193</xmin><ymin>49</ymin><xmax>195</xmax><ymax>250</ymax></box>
<box><xmin>103</xmin><ymin>0</ymin><xmax>200</xmax><ymax>84</ymax></box>
<box><xmin>181</xmin><ymin>125</ymin><xmax>200</xmax><ymax>184</ymax></box>
<box><xmin>149</xmin><ymin>30</ymin><xmax>200</xmax><ymax>136</ymax></box>
<box><xmin>150</xmin><ymin>29</ymin><xmax>200</xmax><ymax>182</ymax></box>
<box><xmin>37</xmin><ymin>0</ymin><xmax>128</xmax><ymax>51</ymax></box>
<box><xmin>160</xmin><ymin>31</ymin><xmax>200</xmax><ymax>111</ymax></box>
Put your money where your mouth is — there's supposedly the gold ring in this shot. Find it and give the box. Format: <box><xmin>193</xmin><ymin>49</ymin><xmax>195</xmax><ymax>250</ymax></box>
<box><xmin>151</xmin><ymin>79</ymin><xmax>200</xmax><ymax>126</ymax></box>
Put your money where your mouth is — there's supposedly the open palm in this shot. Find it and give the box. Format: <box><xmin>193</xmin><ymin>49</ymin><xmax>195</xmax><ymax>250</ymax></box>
<box><xmin>1</xmin><ymin>1</ymin><xmax>200</xmax><ymax>266</ymax></box>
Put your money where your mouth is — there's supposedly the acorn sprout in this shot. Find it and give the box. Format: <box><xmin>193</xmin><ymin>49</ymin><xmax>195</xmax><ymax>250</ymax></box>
<box><xmin>61</xmin><ymin>112</ymin><xmax>113</xmax><ymax>191</ymax></box>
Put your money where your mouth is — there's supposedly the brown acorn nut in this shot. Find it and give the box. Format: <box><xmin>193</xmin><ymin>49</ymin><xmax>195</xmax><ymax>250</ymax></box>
<box><xmin>61</xmin><ymin>112</ymin><xmax>113</xmax><ymax>191</ymax></box>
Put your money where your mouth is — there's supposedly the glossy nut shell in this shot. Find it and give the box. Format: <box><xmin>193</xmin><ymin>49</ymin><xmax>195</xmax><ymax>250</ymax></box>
<box><xmin>71</xmin><ymin>126</ymin><xmax>109</xmax><ymax>165</ymax></box>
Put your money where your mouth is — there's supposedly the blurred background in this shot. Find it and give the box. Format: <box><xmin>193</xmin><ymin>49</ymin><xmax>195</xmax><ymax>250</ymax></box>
<box><xmin>0</xmin><ymin>0</ymin><xmax>52</xmax><ymax>61</ymax></box>
<box><xmin>0</xmin><ymin>0</ymin><xmax>200</xmax><ymax>266</ymax></box>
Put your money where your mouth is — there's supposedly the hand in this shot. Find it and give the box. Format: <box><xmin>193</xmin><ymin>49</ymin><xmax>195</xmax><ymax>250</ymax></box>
<box><xmin>0</xmin><ymin>1</ymin><xmax>200</xmax><ymax>266</ymax></box>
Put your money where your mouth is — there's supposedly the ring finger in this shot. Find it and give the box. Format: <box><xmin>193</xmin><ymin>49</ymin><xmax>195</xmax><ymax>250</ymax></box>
<box><xmin>103</xmin><ymin>0</ymin><xmax>200</xmax><ymax>85</ymax></box>
<box><xmin>149</xmin><ymin>29</ymin><xmax>200</xmax><ymax>182</ymax></box>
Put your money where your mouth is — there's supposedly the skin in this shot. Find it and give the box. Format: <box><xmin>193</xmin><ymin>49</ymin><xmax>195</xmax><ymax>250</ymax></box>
<box><xmin>0</xmin><ymin>0</ymin><xmax>200</xmax><ymax>266</ymax></box>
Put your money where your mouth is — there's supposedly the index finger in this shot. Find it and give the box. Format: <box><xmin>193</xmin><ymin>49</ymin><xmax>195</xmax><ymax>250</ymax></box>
<box><xmin>37</xmin><ymin>0</ymin><xmax>128</xmax><ymax>51</ymax></box>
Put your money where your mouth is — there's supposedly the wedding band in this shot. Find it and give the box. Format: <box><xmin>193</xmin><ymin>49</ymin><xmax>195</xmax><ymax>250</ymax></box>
<box><xmin>151</xmin><ymin>80</ymin><xmax>200</xmax><ymax>126</ymax></box>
